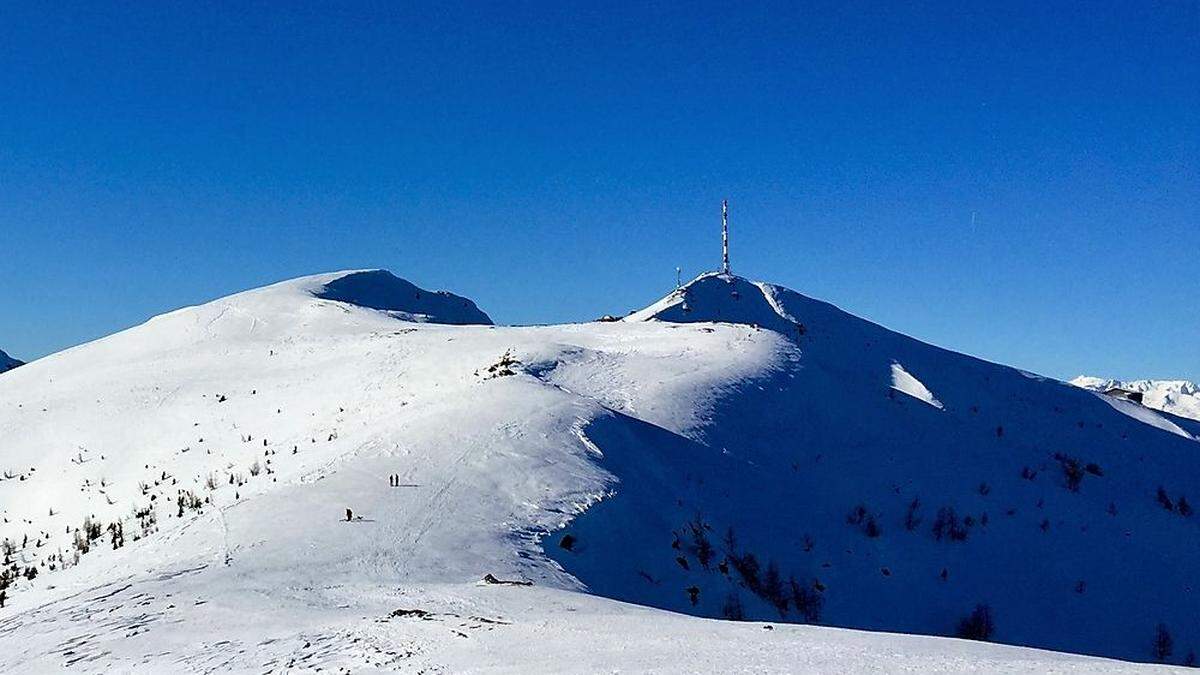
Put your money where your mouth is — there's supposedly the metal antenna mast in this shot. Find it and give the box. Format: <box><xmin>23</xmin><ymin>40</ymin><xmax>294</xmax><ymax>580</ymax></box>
<box><xmin>721</xmin><ymin>199</ymin><xmax>730</xmax><ymax>275</ymax></box>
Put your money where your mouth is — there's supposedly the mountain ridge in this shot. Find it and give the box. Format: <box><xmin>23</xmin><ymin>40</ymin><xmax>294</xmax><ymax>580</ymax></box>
<box><xmin>0</xmin><ymin>269</ymin><xmax>1196</xmax><ymax>670</ymax></box>
<box><xmin>0</xmin><ymin>349</ymin><xmax>20</xmax><ymax>373</ymax></box>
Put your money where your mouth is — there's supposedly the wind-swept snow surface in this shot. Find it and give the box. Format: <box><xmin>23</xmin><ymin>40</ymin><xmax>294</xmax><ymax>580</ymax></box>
<box><xmin>891</xmin><ymin>362</ymin><xmax>945</xmax><ymax>409</ymax></box>
<box><xmin>0</xmin><ymin>270</ymin><xmax>1196</xmax><ymax>671</ymax></box>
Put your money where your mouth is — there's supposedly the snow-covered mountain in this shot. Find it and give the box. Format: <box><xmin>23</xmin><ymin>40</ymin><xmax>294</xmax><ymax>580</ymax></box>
<box><xmin>0</xmin><ymin>349</ymin><xmax>21</xmax><ymax>374</ymax></box>
<box><xmin>1071</xmin><ymin>376</ymin><xmax>1200</xmax><ymax>423</ymax></box>
<box><xmin>0</xmin><ymin>270</ymin><xmax>1196</xmax><ymax>672</ymax></box>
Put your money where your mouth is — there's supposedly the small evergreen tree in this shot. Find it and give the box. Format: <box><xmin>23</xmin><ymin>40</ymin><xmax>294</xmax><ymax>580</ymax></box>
<box><xmin>933</xmin><ymin>507</ymin><xmax>968</xmax><ymax>542</ymax></box>
<box><xmin>956</xmin><ymin>604</ymin><xmax>994</xmax><ymax>641</ymax></box>
<box><xmin>1155</xmin><ymin>624</ymin><xmax>1174</xmax><ymax>662</ymax></box>
<box><xmin>731</xmin><ymin>551</ymin><xmax>761</xmax><ymax>593</ymax></box>
<box><xmin>688</xmin><ymin>519</ymin><xmax>714</xmax><ymax>569</ymax></box>
<box><xmin>761</xmin><ymin>561</ymin><xmax>787</xmax><ymax>617</ymax></box>
<box><xmin>1158</xmin><ymin>486</ymin><xmax>1175</xmax><ymax>512</ymax></box>
<box><xmin>789</xmin><ymin>575</ymin><xmax>823</xmax><ymax>623</ymax></box>
<box><xmin>904</xmin><ymin>497</ymin><xmax>922</xmax><ymax>531</ymax></box>
<box><xmin>864</xmin><ymin>516</ymin><xmax>881</xmax><ymax>538</ymax></box>
<box><xmin>721</xmin><ymin>592</ymin><xmax>744</xmax><ymax>621</ymax></box>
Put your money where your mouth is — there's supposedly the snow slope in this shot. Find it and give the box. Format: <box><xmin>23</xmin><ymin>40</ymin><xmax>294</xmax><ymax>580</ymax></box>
<box><xmin>560</xmin><ymin>272</ymin><xmax>1200</xmax><ymax>665</ymax></box>
<box><xmin>1071</xmin><ymin>376</ymin><xmax>1200</xmax><ymax>423</ymax></box>
<box><xmin>0</xmin><ymin>270</ymin><xmax>1195</xmax><ymax>672</ymax></box>
<box><xmin>0</xmin><ymin>349</ymin><xmax>20</xmax><ymax>374</ymax></box>
<box><xmin>314</xmin><ymin>269</ymin><xmax>492</xmax><ymax>325</ymax></box>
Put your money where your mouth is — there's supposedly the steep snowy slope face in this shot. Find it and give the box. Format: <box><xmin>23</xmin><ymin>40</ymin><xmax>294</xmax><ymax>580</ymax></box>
<box><xmin>547</xmin><ymin>273</ymin><xmax>1200</xmax><ymax>665</ymax></box>
<box><xmin>1071</xmin><ymin>376</ymin><xmax>1200</xmax><ymax>423</ymax></box>
<box><xmin>314</xmin><ymin>269</ymin><xmax>492</xmax><ymax>325</ymax></box>
<box><xmin>0</xmin><ymin>349</ymin><xmax>20</xmax><ymax>373</ymax></box>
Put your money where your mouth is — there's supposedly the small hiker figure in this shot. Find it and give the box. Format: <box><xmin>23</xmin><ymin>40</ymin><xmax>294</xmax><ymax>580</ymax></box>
<box><xmin>345</xmin><ymin>508</ymin><xmax>353</xmax><ymax>522</ymax></box>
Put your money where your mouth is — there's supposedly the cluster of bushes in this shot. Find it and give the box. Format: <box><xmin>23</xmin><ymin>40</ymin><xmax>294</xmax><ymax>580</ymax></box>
<box><xmin>932</xmin><ymin>506</ymin><xmax>971</xmax><ymax>542</ymax></box>
<box><xmin>956</xmin><ymin>604</ymin><xmax>994</xmax><ymax>641</ymax></box>
<box><xmin>133</xmin><ymin>503</ymin><xmax>158</xmax><ymax>538</ymax></box>
<box><xmin>719</xmin><ymin>526</ymin><xmax>824</xmax><ymax>623</ymax></box>
<box><xmin>681</xmin><ymin>518</ymin><xmax>714</xmax><ymax>569</ymax></box>
<box><xmin>478</xmin><ymin>350</ymin><xmax>521</xmax><ymax>380</ymax></box>
<box><xmin>72</xmin><ymin>516</ymin><xmax>104</xmax><ymax>554</ymax></box>
<box><xmin>1149</xmin><ymin>622</ymin><xmax>1198</xmax><ymax>666</ymax></box>
<box><xmin>1157</xmin><ymin>486</ymin><xmax>1193</xmax><ymax>517</ymax></box>
<box><xmin>846</xmin><ymin>504</ymin><xmax>882</xmax><ymax>538</ymax></box>
<box><xmin>1052</xmin><ymin>453</ymin><xmax>1102</xmax><ymax>492</ymax></box>
<box><xmin>669</xmin><ymin>520</ymin><xmax>825</xmax><ymax>624</ymax></box>
<box><xmin>1</xmin><ymin>390</ymin><xmax>312</xmax><ymax>609</ymax></box>
<box><xmin>176</xmin><ymin>490</ymin><xmax>204</xmax><ymax>517</ymax></box>
<box><xmin>0</xmin><ymin>539</ymin><xmax>39</xmax><ymax>601</ymax></box>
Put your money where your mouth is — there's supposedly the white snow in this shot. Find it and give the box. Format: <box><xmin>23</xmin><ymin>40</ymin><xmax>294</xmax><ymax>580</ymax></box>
<box><xmin>1093</xmin><ymin>395</ymin><xmax>1195</xmax><ymax>441</ymax></box>
<box><xmin>0</xmin><ymin>269</ymin><xmax>1196</xmax><ymax>672</ymax></box>
<box><xmin>0</xmin><ymin>577</ymin><xmax>1146</xmax><ymax>673</ymax></box>
<box><xmin>1071</xmin><ymin>376</ymin><xmax>1200</xmax><ymax>423</ymax></box>
<box><xmin>891</xmin><ymin>362</ymin><xmax>945</xmax><ymax>409</ymax></box>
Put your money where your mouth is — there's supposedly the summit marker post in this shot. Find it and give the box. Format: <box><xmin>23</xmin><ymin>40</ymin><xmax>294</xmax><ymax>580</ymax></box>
<box><xmin>721</xmin><ymin>199</ymin><xmax>730</xmax><ymax>275</ymax></box>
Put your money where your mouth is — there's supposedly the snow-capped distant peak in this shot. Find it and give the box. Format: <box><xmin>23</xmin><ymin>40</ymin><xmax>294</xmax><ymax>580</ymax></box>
<box><xmin>0</xmin><ymin>348</ymin><xmax>22</xmax><ymax>374</ymax></box>
<box><xmin>1071</xmin><ymin>375</ymin><xmax>1200</xmax><ymax>422</ymax></box>
<box><xmin>1069</xmin><ymin>375</ymin><xmax>1116</xmax><ymax>391</ymax></box>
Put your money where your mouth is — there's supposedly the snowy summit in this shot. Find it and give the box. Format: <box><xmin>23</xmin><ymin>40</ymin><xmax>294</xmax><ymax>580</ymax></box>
<box><xmin>0</xmin><ymin>269</ymin><xmax>1197</xmax><ymax>672</ymax></box>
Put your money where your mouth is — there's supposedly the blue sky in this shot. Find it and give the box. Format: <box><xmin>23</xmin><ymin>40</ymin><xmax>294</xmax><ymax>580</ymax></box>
<box><xmin>2</xmin><ymin>2</ymin><xmax>1197</xmax><ymax>382</ymax></box>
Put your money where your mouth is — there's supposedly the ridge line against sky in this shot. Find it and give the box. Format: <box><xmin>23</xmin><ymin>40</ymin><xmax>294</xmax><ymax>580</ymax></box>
<box><xmin>1</xmin><ymin>2</ymin><xmax>1196</xmax><ymax>382</ymax></box>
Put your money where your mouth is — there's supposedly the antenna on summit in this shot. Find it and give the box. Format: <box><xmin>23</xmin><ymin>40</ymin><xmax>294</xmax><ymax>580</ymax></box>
<box><xmin>721</xmin><ymin>199</ymin><xmax>730</xmax><ymax>275</ymax></box>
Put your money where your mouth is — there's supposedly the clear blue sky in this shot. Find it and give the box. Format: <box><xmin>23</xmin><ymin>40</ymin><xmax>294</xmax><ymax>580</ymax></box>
<box><xmin>2</xmin><ymin>2</ymin><xmax>1197</xmax><ymax>382</ymax></box>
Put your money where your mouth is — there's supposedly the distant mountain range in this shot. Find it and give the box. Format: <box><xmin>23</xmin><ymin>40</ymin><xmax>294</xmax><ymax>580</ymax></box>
<box><xmin>1071</xmin><ymin>376</ymin><xmax>1200</xmax><ymax>422</ymax></box>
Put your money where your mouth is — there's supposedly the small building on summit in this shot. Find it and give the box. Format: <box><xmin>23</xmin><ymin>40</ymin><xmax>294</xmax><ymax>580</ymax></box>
<box><xmin>1103</xmin><ymin>387</ymin><xmax>1144</xmax><ymax>404</ymax></box>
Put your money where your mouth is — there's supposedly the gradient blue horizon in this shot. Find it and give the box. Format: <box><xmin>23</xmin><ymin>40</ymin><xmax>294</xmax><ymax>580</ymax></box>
<box><xmin>2</xmin><ymin>2</ymin><xmax>1197</xmax><ymax>382</ymax></box>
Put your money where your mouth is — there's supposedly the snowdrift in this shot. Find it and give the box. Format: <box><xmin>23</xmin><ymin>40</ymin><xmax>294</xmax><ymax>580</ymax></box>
<box><xmin>0</xmin><ymin>269</ymin><xmax>1195</xmax><ymax>671</ymax></box>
